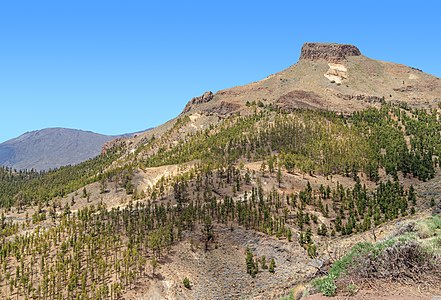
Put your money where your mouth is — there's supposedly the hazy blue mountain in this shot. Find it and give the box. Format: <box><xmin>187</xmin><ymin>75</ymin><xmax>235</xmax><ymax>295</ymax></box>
<box><xmin>0</xmin><ymin>127</ymin><xmax>143</xmax><ymax>171</ymax></box>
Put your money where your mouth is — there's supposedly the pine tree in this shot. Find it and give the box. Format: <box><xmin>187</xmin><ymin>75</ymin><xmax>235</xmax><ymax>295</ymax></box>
<box><xmin>277</xmin><ymin>166</ymin><xmax>282</xmax><ymax>188</ymax></box>
<box><xmin>269</xmin><ymin>258</ymin><xmax>275</xmax><ymax>273</ymax></box>
<box><xmin>245</xmin><ymin>248</ymin><xmax>257</xmax><ymax>277</ymax></box>
<box><xmin>202</xmin><ymin>216</ymin><xmax>214</xmax><ymax>252</ymax></box>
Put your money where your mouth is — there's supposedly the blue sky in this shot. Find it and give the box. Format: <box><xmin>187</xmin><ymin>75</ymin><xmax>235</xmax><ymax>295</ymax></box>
<box><xmin>1</xmin><ymin>1</ymin><xmax>440</xmax><ymax>142</ymax></box>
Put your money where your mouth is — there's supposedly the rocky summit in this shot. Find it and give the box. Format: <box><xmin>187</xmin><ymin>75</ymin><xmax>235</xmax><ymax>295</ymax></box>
<box><xmin>173</xmin><ymin>42</ymin><xmax>441</xmax><ymax>121</ymax></box>
<box><xmin>299</xmin><ymin>42</ymin><xmax>362</xmax><ymax>62</ymax></box>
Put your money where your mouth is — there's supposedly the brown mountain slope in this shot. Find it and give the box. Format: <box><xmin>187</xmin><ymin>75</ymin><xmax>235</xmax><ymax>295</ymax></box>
<box><xmin>119</xmin><ymin>42</ymin><xmax>441</xmax><ymax>156</ymax></box>
<box><xmin>182</xmin><ymin>42</ymin><xmax>441</xmax><ymax>115</ymax></box>
<box><xmin>2</xmin><ymin>43</ymin><xmax>441</xmax><ymax>300</ymax></box>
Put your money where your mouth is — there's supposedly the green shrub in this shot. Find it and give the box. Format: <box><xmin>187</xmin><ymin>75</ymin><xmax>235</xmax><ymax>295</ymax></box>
<box><xmin>279</xmin><ymin>290</ymin><xmax>294</xmax><ymax>300</ymax></box>
<box><xmin>313</xmin><ymin>240</ymin><xmax>396</xmax><ymax>296</ymax></box>
<box><xmin>183</xmin><ymin>277</ymin><xmax>191</xmax><ymax>289</ymax></box>
<box><xmin>428</xmin><ymin>215</ymin><xmax>441</xmax><ymax>231</ymax></box>
<box><xmin>313</xmin><ymin>275</ymin><xmax>336</xmax><ymax>296</ymax></box>
<box><xmin>347</xmin><ymin>283</ymin><xmax>358</xmax><ymax>296</ymax></box>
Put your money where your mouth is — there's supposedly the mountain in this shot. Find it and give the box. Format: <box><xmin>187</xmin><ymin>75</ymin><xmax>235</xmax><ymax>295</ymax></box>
<box><xmin>180</xmin><ymin>42</ymin><xmax>441</xmax><ymax>116</ymax></box>
<box><xmin>1</xmin><ymin>43</ymin><xmax>441</xmax><ymax>300</ymax></box>
<box><xmin>0</xmin><ymin>127</ymin><xmax>143</xmax><ymax>171</ymax></box>
<box><xmin>124</xmin><ymin>42</ymin><xmax>441</xmax><ymax>155</ymax></box>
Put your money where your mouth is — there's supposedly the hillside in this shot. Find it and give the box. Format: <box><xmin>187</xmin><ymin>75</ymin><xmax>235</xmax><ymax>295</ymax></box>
<box><xmin>180</xmin><ymin>42</ymin><xmax>441</xmax><ymax>115</ymax></box>
<box><xmin>121</xmin><ymin>42</ymin><xmax>441</xmax><ymax>155</ymax></box>
<box><xmin>0</xmin><ymin>128</ymin><xmax>143</xmax><ymax>171</ymax></box>
<box><xmin>0</xmin><ymin>43</ymin><xmax>440</xmax><ymax>300</ymax></box>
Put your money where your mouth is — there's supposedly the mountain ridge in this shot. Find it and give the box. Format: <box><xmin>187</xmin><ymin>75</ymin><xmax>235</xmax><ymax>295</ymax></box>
<box><xmin>120</xmin><ymin>42</ymin><xmax>441</xmax><ymax>156</ymax></box>
<box><xmin>0</xmin><ymin>127</ymin><xmax>148</xmax><ymax>171</ymax></box>
<box><xmin>178</xmin><ymin>42</ymin><xmax>441</xmax><ymax>116</ymax></box>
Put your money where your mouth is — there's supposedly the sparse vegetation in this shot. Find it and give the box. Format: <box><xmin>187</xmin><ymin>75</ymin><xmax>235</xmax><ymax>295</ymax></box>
<box><xmin>2</xmin><ymin>102</ymin><xmax>441</xmax><ymax>299</ymax></box>
<box><xmin>0</xmin><ymin>147</ymin><xmax>121</xmax><ymax>208</ymax></box>
<box><xmin>269</xmin><ymin>258</ymin><xmax>276</xmax><ymax>273</ymax></box>
<box><xmin>246</xmin><ymin>247</ymin><xmax>258</xmax><ymax>278</ymax></box>
<box><xmin>279</xmin><ymin>290</ymin><xmax>295</xmax><ymax>300</ymax></box>
<box><xmin>183</xmin><ymin>277</ymin><xmax>191</xmax><ymax>289</ymax></box>
<box><xmin>314</xmin><ymin>215</ymin><xmax>441</xmax><ymax>296</ymax></box>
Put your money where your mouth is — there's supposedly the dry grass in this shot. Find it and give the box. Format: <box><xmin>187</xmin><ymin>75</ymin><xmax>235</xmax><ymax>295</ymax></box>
<box><xmin>348</xmin><ymin>240</ymin><xmax>440</xmax><ymax>283</ymax></box>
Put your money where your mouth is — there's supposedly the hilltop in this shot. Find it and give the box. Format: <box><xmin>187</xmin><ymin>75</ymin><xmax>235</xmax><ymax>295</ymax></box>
<box><xmin>119</xmin><ymin>42</ymin><xmax>441</xmax><ymax>159</ymax></box>
<box><xmin>179</xmin><ymin>42</ymin><xmax>441</xmax><ymax>116</ymax></box>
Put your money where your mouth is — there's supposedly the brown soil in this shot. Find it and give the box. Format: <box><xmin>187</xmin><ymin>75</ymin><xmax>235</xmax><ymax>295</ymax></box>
<box><xmin>2</xmin><ymin>163</ymin><xmax>439</xmax><ymax>300</ymax></box>
<box><xmin>123</xmin><ymin>224</ymin><xmax>314</xmax><ymax>300</ymax></box>
<box><xmin>306</xmin><ymin>280</ymin><xmax>441</xmax><ymax>300</ymax></box>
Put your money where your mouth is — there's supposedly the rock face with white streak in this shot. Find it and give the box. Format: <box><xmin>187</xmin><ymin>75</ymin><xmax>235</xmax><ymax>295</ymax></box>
<box><xmin>325</xmin><ymin>63</ymin><xmax>348</xmax><ymax>83</ymax></box>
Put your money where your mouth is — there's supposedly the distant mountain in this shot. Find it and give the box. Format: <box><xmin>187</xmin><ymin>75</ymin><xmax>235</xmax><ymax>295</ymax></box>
<box><xmin>0</xmin><ymin>127</ymin><xmax>145</xmax><ymax>171</ymax></box>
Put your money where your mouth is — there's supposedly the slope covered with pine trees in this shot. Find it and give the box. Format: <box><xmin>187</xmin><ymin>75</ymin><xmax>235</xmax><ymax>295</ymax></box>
<box><xmin>0</xmin><ymin>43</ymin><xmax>440</xmax><ymax>299</ymax></box>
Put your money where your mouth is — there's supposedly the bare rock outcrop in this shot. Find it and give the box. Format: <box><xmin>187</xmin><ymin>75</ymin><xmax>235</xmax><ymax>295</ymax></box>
<box><xmin>300</xmin><ymin>42</ymin><xmax>361</xmax><ymax>62</ymax></box>
<box><xmin>101</xmin><ymin>138</ymin><xmax>124</xmax><ymax>156</ymax></box>
<box><xmin>335</xmin><ymin>93</ymin><xmax>384</xmax><ymax>103</ymax></box>
<box><xmin>182</xmin><ymin>91</ymin><xmax>214</xmax><ymax>114</ymax></box>
<box><xmin>203</xmin><ymin>101</ymin><xmax>240</xmax><ymax>116</ymax></box>
<box><xmin>276</xmin><ymin>90</ymin><xmax>324</xmax><ymax>111</ymax></box>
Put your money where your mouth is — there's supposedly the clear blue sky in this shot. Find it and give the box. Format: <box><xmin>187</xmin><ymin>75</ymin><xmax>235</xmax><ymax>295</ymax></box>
<box><xmin>1</xmin><ymin>1</ymin><xmax>440</xmax><ymax>142</ymax></box>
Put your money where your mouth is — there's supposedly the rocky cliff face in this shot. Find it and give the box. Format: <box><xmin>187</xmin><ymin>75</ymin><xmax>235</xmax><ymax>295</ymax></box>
<box><xmin>182</xmin><ymin>91</ymin><xmax>214</xmax><ymax>114</ymax></box>
<box><xmin>300</xmin><ymin>42</ymin><xmax>361</xmax><ymax>62</ymax></box>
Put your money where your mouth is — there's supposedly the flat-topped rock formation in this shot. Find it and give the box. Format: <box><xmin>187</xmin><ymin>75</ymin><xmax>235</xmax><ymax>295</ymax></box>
<box><xmin>300</xmin><ymin>42</ymin><xmax>362</xmax><ymax>62</ymax></box>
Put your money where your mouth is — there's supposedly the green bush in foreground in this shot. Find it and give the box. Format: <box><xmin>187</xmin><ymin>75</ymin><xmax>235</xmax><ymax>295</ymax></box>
<box><xmin>312</xmin><ymin>240</ymin><xmax>395</xmax><ymax>296</ymax></box>
<box><xmin>314</xmin><ymin>274</ymin><xmax>337</xmax><ymax>296</ymax></box>
<box><xmin>279</xmin><ymin>290</ymin><xmax>294</xmax><ymax>300</ymax></box>
<box><xmin>313</xmin><ymin>218</ymin><xmax>441</xmax><ymax>297</ymax></box>
<box><xmin>183</xmin><ymin>277</ymin><xmax>191</xmax><ymax>289</ymax></box>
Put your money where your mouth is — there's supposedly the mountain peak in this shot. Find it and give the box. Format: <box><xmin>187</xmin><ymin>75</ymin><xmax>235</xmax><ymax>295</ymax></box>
<box><xmin>299</xmin><ymin>42</ymin><xmax>362</xmax><ymax>62</ymax></box>
<box><xmin>0</xmin><ymin>128</ymin><xmax>117</xmax><ymax>171</ymax></box>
